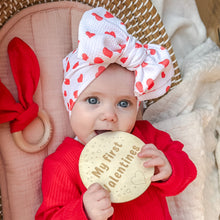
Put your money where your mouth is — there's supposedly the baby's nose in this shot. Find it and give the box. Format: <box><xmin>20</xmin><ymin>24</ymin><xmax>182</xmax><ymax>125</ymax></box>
<box><xmin>100</xmin><ymin>107</ymin><xmax>117</xmax><ymax>122</ymax></box>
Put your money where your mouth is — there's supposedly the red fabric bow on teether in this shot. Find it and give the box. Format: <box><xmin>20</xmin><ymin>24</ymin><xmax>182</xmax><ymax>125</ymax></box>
<box><xmin>0</xmin><ymin>37</ymin><xmax>51</xmax><ymax>153</ymax></box>
<box><xmin>0</xmin><ymin>37</ymin><xmax>39</xmax><ymax>133</ymax></box>
<box><xmin>62</xmin><ymin>7</ymin><xmax>174</xmax><ymax>113</ymax></box>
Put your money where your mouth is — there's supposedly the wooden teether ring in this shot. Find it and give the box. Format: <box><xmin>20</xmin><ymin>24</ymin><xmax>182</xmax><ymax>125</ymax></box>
<box><xmin>12</xmin><ymin>110</ymin><xmax>52</xmax><ymax>153</ymax></box>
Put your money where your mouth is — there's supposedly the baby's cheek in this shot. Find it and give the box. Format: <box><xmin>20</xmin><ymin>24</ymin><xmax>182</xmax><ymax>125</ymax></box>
<box><xmin>125</xmin><ymin>121</ymin><xmax>136</xmax><ymax>133</ymax></box>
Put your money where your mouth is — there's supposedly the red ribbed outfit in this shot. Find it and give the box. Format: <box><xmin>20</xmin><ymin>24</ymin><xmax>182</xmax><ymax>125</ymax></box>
<box><xmin>36</xmin><ymin>120</ymin><xmax>197</xmax><ymax>219</ymax></box>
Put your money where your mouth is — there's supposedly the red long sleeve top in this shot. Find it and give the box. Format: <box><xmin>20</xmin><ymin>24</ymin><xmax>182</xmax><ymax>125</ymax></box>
<box><xmin>35</xmin><ymin>120</ymin><xmax>197</xmax><ymax>219</ymax></box>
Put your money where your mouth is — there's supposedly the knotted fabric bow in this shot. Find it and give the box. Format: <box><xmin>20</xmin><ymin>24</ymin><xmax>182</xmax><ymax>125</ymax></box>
<box><xmin>0</xmin><ymin>37</ymin><xmax>39</xmax><ymax>133</ymax></box>
<box><xmin>62</xmin><ymin>7</ymin><xmax>174</xmax><ymax>112</ymax></box>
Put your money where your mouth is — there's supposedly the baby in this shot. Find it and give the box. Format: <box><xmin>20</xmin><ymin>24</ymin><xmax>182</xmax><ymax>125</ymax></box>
<box><xmin>36</xmin><ymin>7</ymin><xmax>197</xmax><ymax>220</ymax></box>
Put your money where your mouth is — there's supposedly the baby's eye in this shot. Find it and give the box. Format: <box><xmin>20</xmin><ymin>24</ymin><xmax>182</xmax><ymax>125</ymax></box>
<box><xmin>87</xmin><ymin>97</ymin><xmax>100</xmax><ymax>104</ymax></box>
<box><xmin>118</xmin><ymin>100</ymin><xmax>130</xmax><ymax>108</ymax></box>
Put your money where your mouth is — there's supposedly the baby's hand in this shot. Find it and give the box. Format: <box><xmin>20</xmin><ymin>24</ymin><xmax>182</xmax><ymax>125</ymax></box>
<box><xmin>138</xmin><ymin>144</ymin><xmax>172</xmax><ymax>182</ymax></box>
<box><xmin>83</xmin><ymin>183</ymin><xmax>114</xmax><ymax>220</ymax></box>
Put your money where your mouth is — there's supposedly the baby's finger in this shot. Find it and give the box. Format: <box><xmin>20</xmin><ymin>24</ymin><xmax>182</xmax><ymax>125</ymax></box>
<box><xmin>143</xmin><ymin>157</ymin><xmax>166</xmax><ymax>168</ymax></box>
<box><xmin>90</xmin><ymin>184</ymin><xmax>111</xmax><ymax>201</ymax></box>
<box><xmin>87</xmin><ymin>183</ymin><xmax>103</xmax><ymax>192</ymax></box>
<box><xmin>138</xmin><ymin>146</ymin><xmax>161</xmax><ymax>158</ymax></box>
<box><xmin>98</xmin><ymin>197</ymin><xmax>112</xmax><ymax>209</ymax></box>
<box><xmin>151</xmin><ymin>171</ymin><xmax>168</xmax><ymax>182</ymax></box>
<box><xmin>101</xmin><ymin>206</ymin><xmax>114</xmax><ymax>220</ymax></box>
<box><xmin>141</xmin><ymin>144</ymin><xmax>157</xmax><ymax>151</ymax></box>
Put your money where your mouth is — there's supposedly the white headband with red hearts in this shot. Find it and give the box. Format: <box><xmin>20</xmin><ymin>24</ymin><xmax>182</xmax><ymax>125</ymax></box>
<box><xmin>62</xmin><ymin>7</ymin><xmax>174</xmax><ymax>113</ymax></box>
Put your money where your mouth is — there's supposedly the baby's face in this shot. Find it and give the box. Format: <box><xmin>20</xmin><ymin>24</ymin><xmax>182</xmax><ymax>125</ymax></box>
<box><xmin>70</xmin><ymin>64</ymin><xmax>138</xmax><ymax>145</ymax></box>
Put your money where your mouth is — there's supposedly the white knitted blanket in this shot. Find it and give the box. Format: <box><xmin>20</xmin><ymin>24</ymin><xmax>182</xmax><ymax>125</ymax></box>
<box><xmin>144</xmin><ymin>0</ymin><xmax>220</xmax><ymax>219</ymax></box>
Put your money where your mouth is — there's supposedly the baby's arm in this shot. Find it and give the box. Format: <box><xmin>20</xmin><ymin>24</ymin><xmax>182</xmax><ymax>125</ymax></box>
<box><xmin>83</xmin><ymin>183</ymin><xmax>114</xmax><ymax>220</ymax></box>
<box><xmin>138</xmin><ymin>144</ymin><xmax>172</xmax><ymax>182</ymax></box>
<box><xmin>135</xmin><ymin>120</ymin><xmax>197</xmax><ymax>196</ymax></box>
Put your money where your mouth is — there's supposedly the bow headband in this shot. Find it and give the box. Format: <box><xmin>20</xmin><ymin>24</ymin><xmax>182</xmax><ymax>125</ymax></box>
<box><xmin>62</xmin><ymin>7</ymin><xmax>174</xmax><ymax>113</ymax></box>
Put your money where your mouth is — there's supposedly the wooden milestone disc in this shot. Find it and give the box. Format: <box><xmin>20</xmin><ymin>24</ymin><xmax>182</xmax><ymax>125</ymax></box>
<box><xmin>79</xmin><ymin>131</ymin><xmax>154</xmax><ymax>203</ymax></box>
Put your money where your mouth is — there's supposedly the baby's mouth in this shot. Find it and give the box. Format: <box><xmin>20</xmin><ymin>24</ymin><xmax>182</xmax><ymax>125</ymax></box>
<box><xmin>95</xmin><ymin>130</ymin><xmax>112</xmax><ymax>135</ymax></box>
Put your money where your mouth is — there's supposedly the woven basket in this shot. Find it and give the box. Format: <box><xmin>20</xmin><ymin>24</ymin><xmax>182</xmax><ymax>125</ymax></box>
<box><xmin>0</xmin><ymin>0</ymin><xmax>181</xmax><ymax>105</ymax></box>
